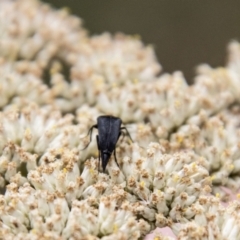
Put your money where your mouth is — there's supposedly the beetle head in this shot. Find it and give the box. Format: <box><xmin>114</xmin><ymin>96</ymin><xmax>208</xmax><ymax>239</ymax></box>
<box><xmin>102</xmin><ymin>152</ymin><xmax>111</xmax><ymax>173</ymax></box>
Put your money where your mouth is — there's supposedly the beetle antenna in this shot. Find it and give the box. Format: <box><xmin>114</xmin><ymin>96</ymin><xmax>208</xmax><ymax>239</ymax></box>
<box><xmin>96</xmin><ymin>135</ymin><xmax>101</xmax><ymax>173</ymax></box>
<box><xmin>118</xmin><ymin>130</ymin><xmax>126</xmax><ymax>145</ymax></box>
<box><xmin>80</xmin><ymin>124</ymin><xmax>97</xmax><ymax>150</ymax></box>
<box><xmin>79</xmin><ymin>124</ymin><xmax>97</xmax><ymax>139</ymax></box>
<box><xmin>98</xmin><ymin>150</ymin><xmax>101</xmax><ymax>173</ymax></box>
<box><xmin>113</xmin><ymin>149</ymin><xmax>120</xmax><ymax>167</ymax></box>
<box><xmin>120</xmin><ymin>126</ymin><xmax>133</xmax><ymax>143</ymax></box>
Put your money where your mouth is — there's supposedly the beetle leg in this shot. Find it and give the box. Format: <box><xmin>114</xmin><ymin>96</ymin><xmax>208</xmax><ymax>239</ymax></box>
<box><xmin>118</xmin><ymin>130</ymin><xmax>126</xmax><ymax>144</ymax></box>
<box><xmin>96</xmin><ymin>135</ymin><xmax>100</xmax><ymax>173</ymax></box>
<box><xmin>98</xmin><ymin>151</ymin><xmax>101</xmax><ymax>173</ymax></box>
<box><xmin>81</xmin><ymin>124</ymin><xmax>97</xmax><ymax>150</ymax></box>
<box><xmin>113</xmin><ymin>131</ymin><xmax>122</xmax><ymax>168</ymax></box>
<box><xmin>120</xmin><ymin>126</ymin><xmax>133</xmax><ymax>143</ymax></box>
<box><xmin>113</xmin><ymin>149</ymin><xmax>119</xmax><ymax>167</ymax></box>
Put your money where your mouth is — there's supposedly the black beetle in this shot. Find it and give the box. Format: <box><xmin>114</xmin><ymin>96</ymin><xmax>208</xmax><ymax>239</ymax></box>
<box><xmin>82</xmin><ymin>115</ymin><xmax>132</xmax><ymax>172</ymax></box>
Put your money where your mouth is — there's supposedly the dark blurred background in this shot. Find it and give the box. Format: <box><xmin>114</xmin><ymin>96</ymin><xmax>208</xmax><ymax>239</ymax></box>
<box><xmin>43</xmin><ymin>0</ymin><xmax>240</xmax><ymax>84</ymax></box>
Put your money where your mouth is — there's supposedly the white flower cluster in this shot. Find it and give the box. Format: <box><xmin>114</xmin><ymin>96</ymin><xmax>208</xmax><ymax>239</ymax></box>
<box><xmin>166</xmin><ymin>105</ymin><xmax>240</xmax><ymax>200</ymax></box>
<box><xmin>0</xmin><ymin>104</ymin><xmax>212</xmax><ymax>238</ymax></box>
<box><xmin>0</xmin><ymin>0</ymin><xmax>161</xmax><ymax>113</ymax></box>
<box><xmin>0</xmin><ymin>104</ymin><xmax>74</xmax><ymax>152</ymax></box>
<box><xmin>118</xmin><ymin>143</ymin><xmax>210</xmax><ymax>223</ymax></box>
<box><xmin>0</xmin><ymin>0</ymin><xmax>86</xmax><ymax>62</ymax></box>
<box><xmin>0</xmin><ymin>102</ymin><xmax>157</xmax><ymax>191</ymax></box>
<box><xmin>0</xmin><ymin>104</ymin><xmax>74</xmax><ymax>188</ymax></box>
<box><xmin>173</xmin><ymin>195</ymin><xmax>240</xmax><ymax>240</ymax></box>
<box><xmin>0</xmin><ymin>0</ymin><xmax>239</xmax><ymax>140</ymax></box>
<box><xmin>94</xmin><ymin>56</ymin><xmax>240</xmax><ymax>135</ymax></box>
<box><xmin>49</xmin><ymin>31</ymin><xmax>162</xmax><ymax>113</ymax></box>
<box><xmin>0</xmin><ymin>60</ymin><xmax>53</xmax><ymax>110</ymax></box>
<box><xmin>0</xmin><ymin>182</ymin><xmax>150</xmax><ymax>240</ymax></box>
<box><xmin>1</xmin><ymin>0</ymin><xmax>240</xmax><ymax>239</ymax></box>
